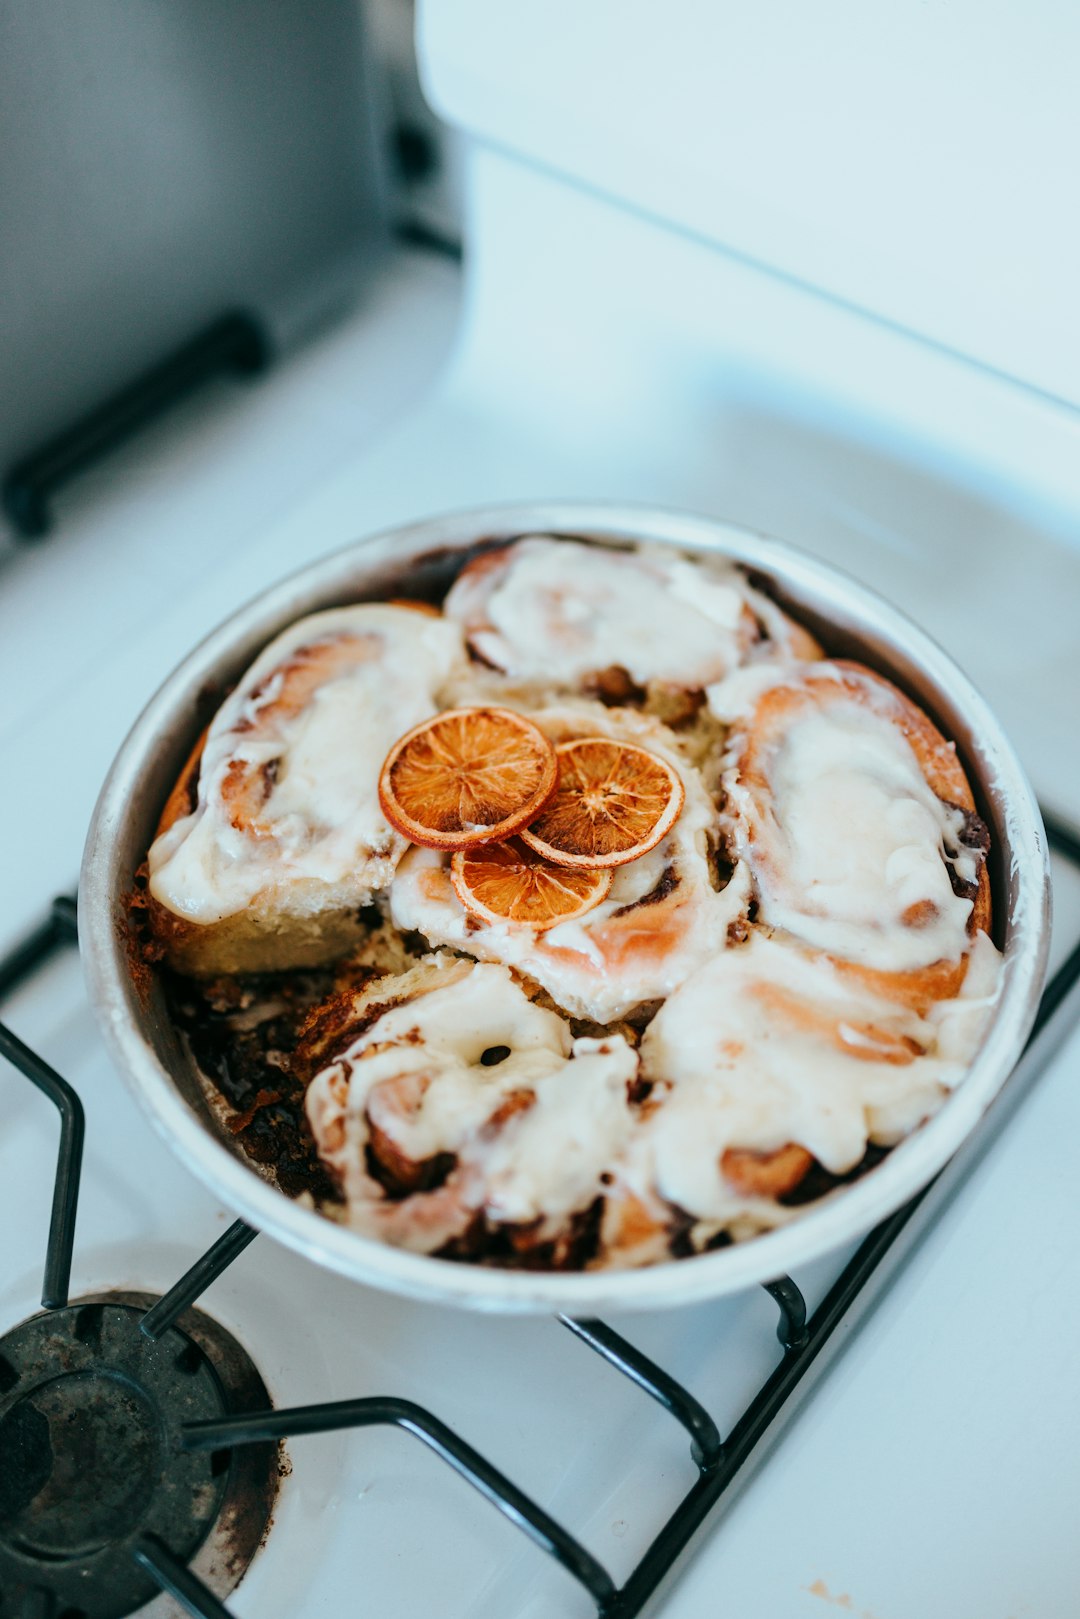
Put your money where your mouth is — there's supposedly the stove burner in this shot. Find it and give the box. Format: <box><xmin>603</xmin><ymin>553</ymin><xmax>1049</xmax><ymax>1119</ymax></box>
<box><xmin>0</xmin><ymin>1294</ymin><xmax>277</xmax><ymax>1619</ymax></box>
<box><xmin>4</xmin><ymin>850</ymin><xmax>1080</xmax><ymax>1618</ymax></box>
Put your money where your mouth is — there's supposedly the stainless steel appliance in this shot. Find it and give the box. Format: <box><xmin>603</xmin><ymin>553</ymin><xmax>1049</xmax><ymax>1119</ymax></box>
<box><xmin>0</xmin><ymin>0</ymin><xmax>386</xmax><ymax>539</ymax></box>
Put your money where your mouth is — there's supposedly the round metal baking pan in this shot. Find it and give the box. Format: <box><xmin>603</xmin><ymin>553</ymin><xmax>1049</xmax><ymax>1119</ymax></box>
<box><xmin>80</xmin><ymin>503</ymin><xmax>1052</xmax><ymax>1313</ymax></box>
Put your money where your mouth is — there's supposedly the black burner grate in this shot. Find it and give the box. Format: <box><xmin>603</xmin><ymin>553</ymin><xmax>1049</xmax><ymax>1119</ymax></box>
<box><xmin>1</xmin><ymin>1303</ymin><xmax>226</xmax><ymax>1616</ymax></box>
<box><xmin>3</xmin><ymin>813</ymin><xmax>1080</xmax><ymax>1619</ymax></box>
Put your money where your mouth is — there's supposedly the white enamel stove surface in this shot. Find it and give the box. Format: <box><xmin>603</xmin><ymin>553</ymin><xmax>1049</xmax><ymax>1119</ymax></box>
<box><xmin>4</xmin><ymin>119</ymin><xmax>1080</xmax><ymax>1619</ymax></box>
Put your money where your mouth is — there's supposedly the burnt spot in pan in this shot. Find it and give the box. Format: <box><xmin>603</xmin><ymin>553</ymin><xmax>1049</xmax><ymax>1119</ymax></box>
<box><xmin>169</xmin><ymin>967</ymin><xmax>343</xmax><ymax>1204</ymax></box>
<box><xmin>435</xmin><ymin>1196</ymin><xmax>606</xmax><ymax>1272</ymax></box>
<box><xmin>777</xmin><ymin>1142</ymin><xmax>890</xmax><ymax>1207</ymax></box>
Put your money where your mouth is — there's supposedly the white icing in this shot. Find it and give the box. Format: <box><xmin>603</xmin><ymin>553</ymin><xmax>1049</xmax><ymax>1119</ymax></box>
<box><xmin>389</xmin><ymin>703</ymin><xmax>750</xmax><ymax>1021</ymax></box>
<box><xmin>706</xmin><ymin>659</ymin><xmax>832</xmax><ymax>723</ymax></box>
<box><xmin>723</xmin><ymin>674</ymin><xmax>976</xmax><ymax>972</ymax></box>
<box><xmin>149</xmin><ymin>605</ymin><xmax>466</xmax><ymax>924</ymax></box>
<box><xmin>629</xmin><ymin>930</ymin><xmax>1001</xmax><ymax>1226</ymax></box>
<box><xmin>153</xmin><ymin>546</ymin><xmax>1005</xmax><ymax>1262</ymax></box>
<box><xmin>444</xmin><ymin>537</ymin><xmax>760</xmax><ymax>687</ymax></box>
<box><xmin>305</xmin><ymin>961</ymin><xmax>638</xmax><ymax>1247</ymax></box>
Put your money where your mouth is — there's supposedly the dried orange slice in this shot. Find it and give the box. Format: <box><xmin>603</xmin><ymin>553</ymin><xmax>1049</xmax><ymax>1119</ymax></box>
<box><xmin>519</xmin><ymin>738</ymin><xmax>684</xmax><ymax>869</ymax></box>
<box><xmin>451</xmin><ymin>839</ymin><xmax>612</xmax><ymax>930</ymax></box>
<box><xmin>379</xmin><ymin>707</ymin><xmax>558</xmax><ymax>850</ymax></box>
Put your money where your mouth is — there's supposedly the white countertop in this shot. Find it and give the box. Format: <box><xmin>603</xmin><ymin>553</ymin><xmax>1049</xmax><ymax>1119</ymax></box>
<box><xmin>3</xmin><ymin>232</ymin><xmax>1079</xmax><ymax>1619</ymax></box>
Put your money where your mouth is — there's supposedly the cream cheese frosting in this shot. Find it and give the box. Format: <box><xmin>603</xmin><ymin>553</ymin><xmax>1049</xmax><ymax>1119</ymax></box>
<box><xmin>304</xmin><ymin>929</ymin><xmax>1001</xmax><ymax>1254</ymax></box>
<box><xmin>720</xmin><ymin>664</ymin><xmax>980</xmax><ymax>973</ymax></box>
<box><xmin>444</xmin><ymin>536</ymin><xmax>771</xmax><ymax>688</ymax></box>
<box><xmin>629</xmin><ymin>930</ymin><xmax>1002</xmax><ymax>1233</ymax></box>
<box><xmin>304</xmin><ymin>959</ymin><xmax>639</xmax><ymax>1249</ymax></box>
<box><xmin>149</xmin><ymin>604</ymin><xmax>466</xmax><ymax>924</ymax></box>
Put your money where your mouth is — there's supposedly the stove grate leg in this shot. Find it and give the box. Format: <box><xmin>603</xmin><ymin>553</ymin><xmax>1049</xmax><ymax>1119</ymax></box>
<box><xmin>558</xmin><ymin>1315</ymin><xmax>723</xmax><ymax>1469</ymax></box>
<box><xmin>139</xmin><ymin>1220</ymin><xmax>259</xmax><ymax>1341</ymax></box>
<box><xmin>762</xmin><ymin>1276</ymin><xmax>810</xmax><ymax>1351</ymax></box>
<box><xmin>133</xmin><ymin>1533</ymin><xmax>236</xmax><ymax>1619</ymax></box>
<box><xmin>0</xmin><ymin>1021</ymin><xmax>84</xmax><ymax>1310</ymax></box>
<box><xmin>183</xmin><ymin>1395</ymin><xmax>618</xmax><ymax>1612</ymax></box>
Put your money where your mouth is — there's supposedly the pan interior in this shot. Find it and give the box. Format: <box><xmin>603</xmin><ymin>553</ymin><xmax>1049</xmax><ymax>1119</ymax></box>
<box><xmin>81</xmin><ymin>506</ymin><xmax>1047</xmax><ymax>1309</ymax></box>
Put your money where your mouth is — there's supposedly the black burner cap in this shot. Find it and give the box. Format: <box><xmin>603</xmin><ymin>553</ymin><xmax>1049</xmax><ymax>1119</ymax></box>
<box><xmin>0</xmin><ymin>1299</ymin><xmax>274</xmax><ymax>1619</ymax></box>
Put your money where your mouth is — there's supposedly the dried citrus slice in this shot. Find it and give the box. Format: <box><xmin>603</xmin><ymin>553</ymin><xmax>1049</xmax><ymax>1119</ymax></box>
<box><xmin>451</xmin><ymin>839</ymin><xmax>613</xmax><ymax>930</ymax></box>
<box><xmin>519</xmin><ymin>737</ymin><xmax>684</xmax><ymax>869</ymax></box>
<box><xmin>379</xmin><ymin>707</ymin><xmax>558</xmax><ymax>850</ymax></box>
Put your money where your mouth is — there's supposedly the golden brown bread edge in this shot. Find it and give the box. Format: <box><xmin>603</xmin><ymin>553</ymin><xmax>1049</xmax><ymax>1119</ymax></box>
<box><xmin>144</xmin><ymin>725</ymin><xmax>375</xmax><ymax>976</ymax></box>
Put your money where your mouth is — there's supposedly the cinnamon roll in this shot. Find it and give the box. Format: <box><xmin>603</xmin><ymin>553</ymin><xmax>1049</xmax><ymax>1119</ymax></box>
<box><xmin>388</xmin><ymin>701</ymin><xmax>751</xmax><ymax>1022</ymax></box>
<box><xmin>628</xmin><ymin>928</ymin><xmax>1002</xmax><ymax>1242</ymax></box>
<box><xmin>301</xmin><ymin>956</ymin><xmax>639</xmax><ymax>1258</ymax></box>
<box><xmin>716</xmin><ymin>660</ymin><xmax>992</xmax><ymax>1008</ymax></box>
<box><xmin>147</xmin><ymin>604</ymin><xmax>467</xmax><ymax>974</ymax></box>
<box><xmin>443</xmin><ymin>536</ymin><xmax>822</xmax><ymax>695</ymax></box>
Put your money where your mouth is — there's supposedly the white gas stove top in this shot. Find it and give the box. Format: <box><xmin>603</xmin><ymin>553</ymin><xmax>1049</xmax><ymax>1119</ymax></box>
<box><xmin>4</xmin><ymin>217</ymin><xmax>1080</xmax><ymax>1619</ymax></box>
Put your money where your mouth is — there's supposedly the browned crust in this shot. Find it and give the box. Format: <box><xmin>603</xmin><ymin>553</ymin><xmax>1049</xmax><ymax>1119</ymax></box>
<box><xmin>123</xmin><ymin>861</ymin><xmax>166</xmax><ymax>1006</ymax></box>
<box><xmin>452</xmin><ymin>543</ymin><xmax>514</xmax><ymax>595</ymax></box>
<box><xmin>601</xmin><ymin>1188</ymin><xmax>670</xmax><ymax>1262</ymax></box>
<box><xmin>721</xmin><ymin>1143</ymin><xmax>814</xmax><ymax>1198</ymax></box>
<box><xmin>830</xmin><ymin>661</ymin><xmax>977</xmax><ymax>807</ymax></box>
<box><xmin>156</xmin><ymin>724</ymin><xmax>210</xmax><ymax>838</ymax></box>
<box><xmin>366</xmin><ymin>1117</ymin><xmax>457</xmax><ymax>1198</ymax></box>
<box><xmin>292</xmin><ymin>958</ymin><xmax>473</xmax><ymax>1086</ymax></box>
<box><xmin>738</xmin><ymin>660</ymin><xmax>992</xmax><ymax>1009</ymax></box>
<box><xmin>143</xmin><ymin>724</ymin><xmax>211</xmax><ymax>968</ymax></box>
<box><xmin>837</xmin><ymin>895</ymin><xmax>989</xmax><ymax>1009</ymax></box>
<box><xmin>145</xmin><ymin>895</ymin><xmax>199</xmax><ymax>968</ymax></box>
<box><xmin>782</xmin><ymin>620</ymin><xmax>826</xmax><ymax>661</ymax></box>
<box><xmin>292</xmin><ymin>987</ymin><xmax>404</xmax><ymax>1088</ymax></box>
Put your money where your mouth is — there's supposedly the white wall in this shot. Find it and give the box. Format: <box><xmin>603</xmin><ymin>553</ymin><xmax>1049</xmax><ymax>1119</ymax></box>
<box><xmin>419</xmin><ymin>0</ymin><xmax>1080</xmax><ymax>408</ymax></box>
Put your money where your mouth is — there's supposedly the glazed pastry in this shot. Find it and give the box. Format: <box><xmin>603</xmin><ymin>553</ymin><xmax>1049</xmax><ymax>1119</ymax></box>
<box><xmin>715</xmin><ymin>660</ymin><xmax>992</xmax><ymax>1007</ymax></box>
<box><xmin>388</xmin><ymin>702</ymin><xmax>751</xmax><ymax>1022</ymax></box>
<box><xmin>443</xmin><ymin>536</ymin><xmax>821</xmax><ymax>693</ymax></box>
<box><xmin>627</xmin><ymin>929</ymin><xmax>1002</xmax><ymax>1247</ymax></box>
<box><xmin>301</xmin><ymin>956</ymin><xmax>639</xmax><ymax>1257</ymax></box>
<box><xmin>147</xmin><ymin>604</ymin><xmax>467</xmax><ymax>974</ymax></box>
